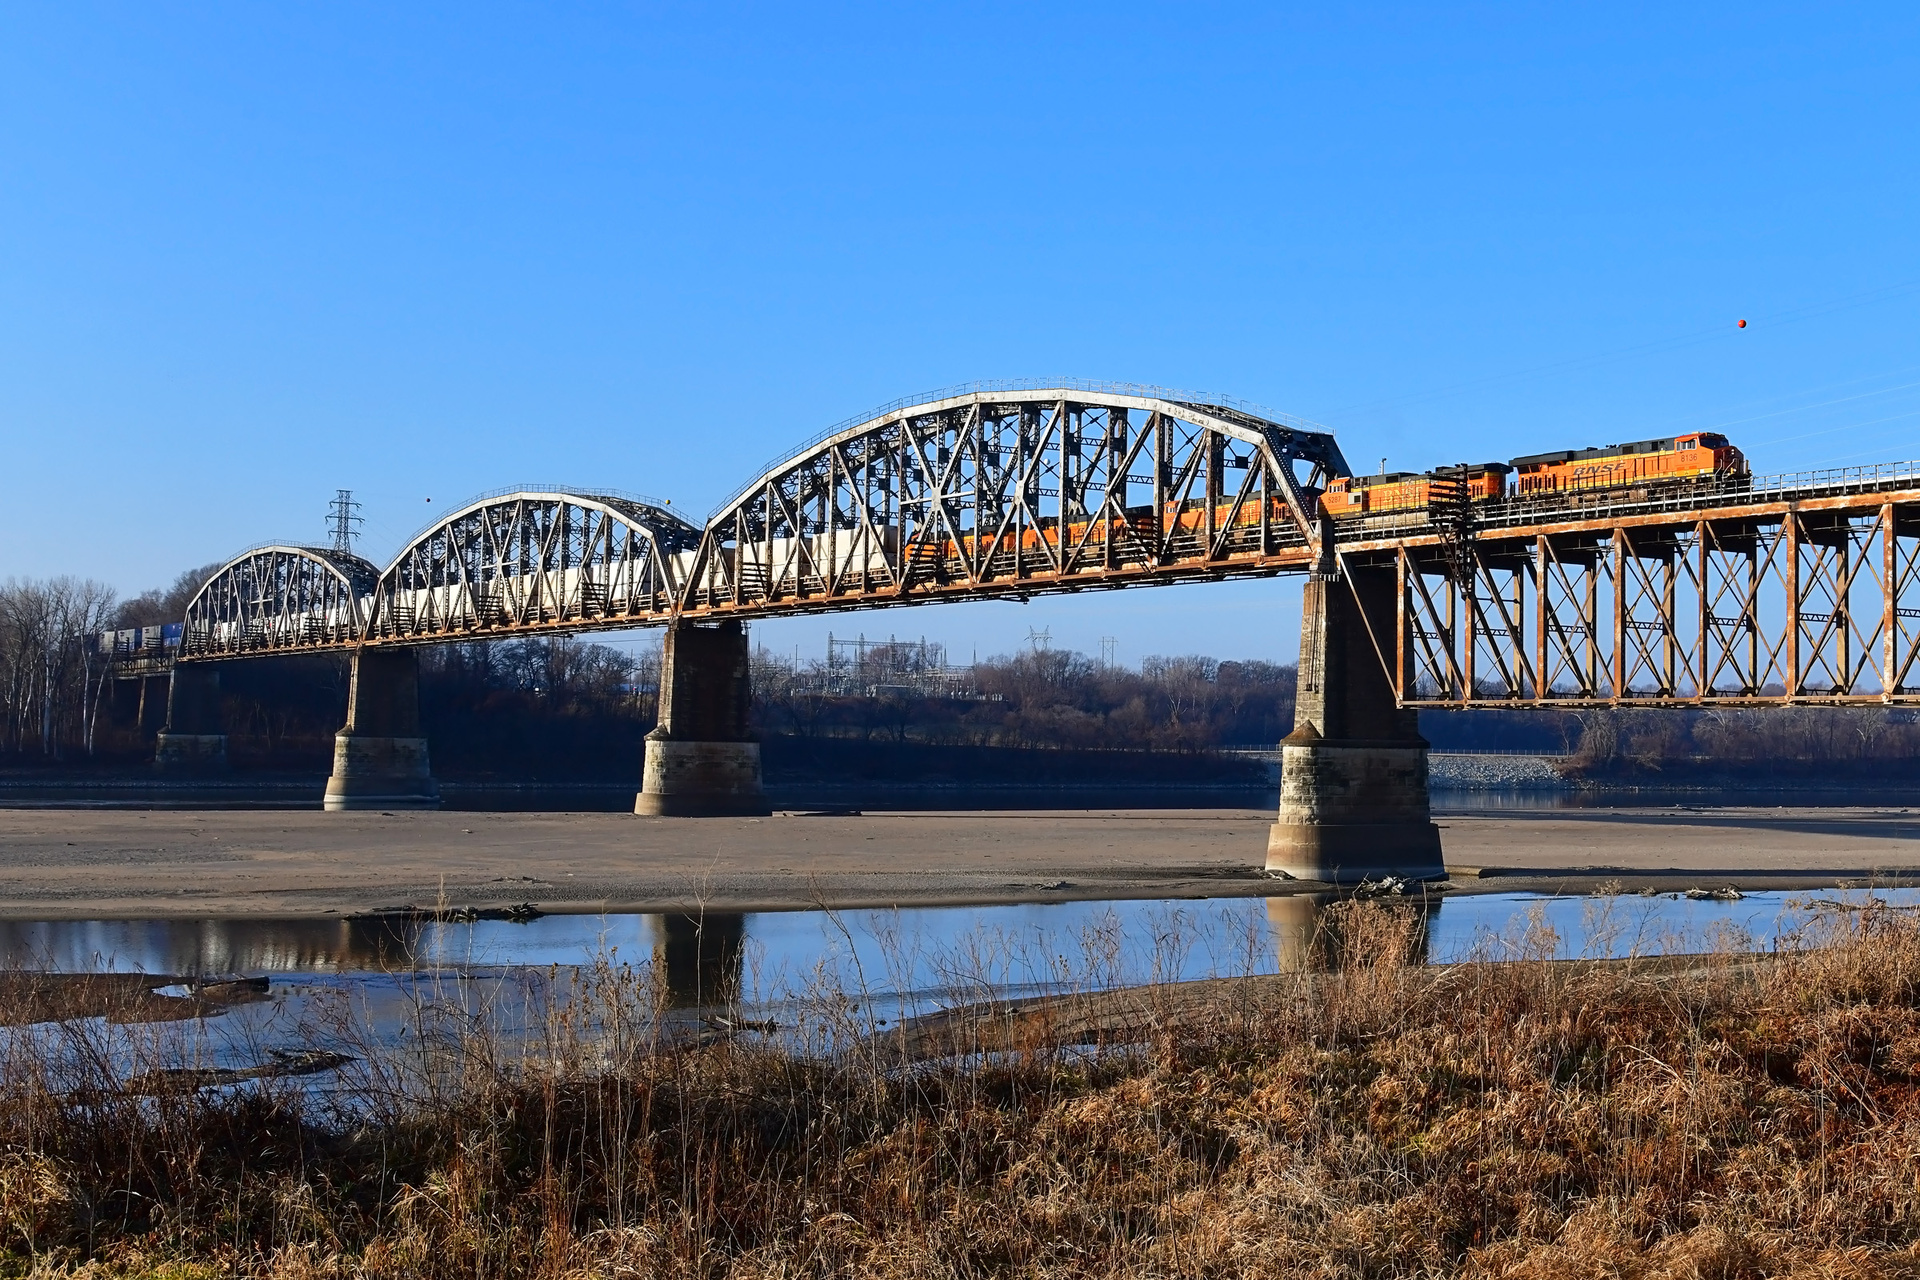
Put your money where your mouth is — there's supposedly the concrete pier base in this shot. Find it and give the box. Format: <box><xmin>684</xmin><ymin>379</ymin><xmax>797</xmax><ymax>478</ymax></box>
<box><xmin>637</xmin><ymin>740</ymin><xmax>767</xmax><ymax>816</ymax></box>
<box><xmin>324</xmin><ymin>649</ymin><xmax>440</xmax><ymax>811</ymax></box>
<box><xmin>1265</xmin><ymin>731</ymin><xmax>1443</xmax><ymax>883</ymax></box>
<box><xmin>635</xmin><ymin>620</ymin><xmax>769</xmax><ymax>817</ymax></box>
<box><xmin>324</xmin><ymin>734</ymin><xmax>439</xmax><ymax>810</ymax></box>
<box><xmin>153</xmin><ymin>663</ymin><xmax>228</xmax><ymax>774</ymax></box>
<box><xmin>1266</xmin><ymin>568</ymin><xmax>1444</xmax><ymax>883</ymax></box>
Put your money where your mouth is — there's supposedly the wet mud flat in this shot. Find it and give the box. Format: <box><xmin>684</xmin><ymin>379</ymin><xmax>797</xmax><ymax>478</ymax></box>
<box><xmin>0</xmin><ymin>971</ymin><xmax>268</xmax><ymax>1025</ymax></box>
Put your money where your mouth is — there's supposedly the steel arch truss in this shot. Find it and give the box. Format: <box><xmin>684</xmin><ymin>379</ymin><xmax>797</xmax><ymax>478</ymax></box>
<box><xmin>367</xmin><ymin>493</ymin><xmax>702</xmax><ymax>642</ymax></box>
<box><xmin>181</xmin><ymin>546</ymin><xmax>379</xmax><ymax>658</ymax></box>
<box><xmin>1372</xmin><ymin>500</ymin><xmax>1920</xmax><ymax>706</ymax></box>
<box><xmin>683</xmin><ymin>389</ymin><xmax>1349</xmax><ymax>615</ymax></box>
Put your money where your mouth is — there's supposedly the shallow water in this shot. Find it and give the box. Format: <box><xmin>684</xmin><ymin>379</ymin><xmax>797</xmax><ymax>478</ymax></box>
<box><xmin>5</xmin><ymin>887</ymin><xmax>1913</xmax><ymax>986</ymax></box>
<box><xmin>6</xmin><ymin>889</ymin><xmax>1913</xmax><ymax>1086</ymax></box>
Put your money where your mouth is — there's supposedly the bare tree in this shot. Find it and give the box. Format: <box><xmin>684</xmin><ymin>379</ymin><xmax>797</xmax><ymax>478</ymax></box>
<box><xmin>0</xmin><ymin>576</ymin><xmax>117</xmax><ymax>760</ymax></box>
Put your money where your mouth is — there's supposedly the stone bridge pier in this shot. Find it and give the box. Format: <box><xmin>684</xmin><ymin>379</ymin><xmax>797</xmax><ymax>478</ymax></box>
<box><xmin>1267</xmin><ymin>566</ymin><xmax>1445</xmax><ymax>884</ymax></box>
<box><xmin>324</xmin><ymin>648</ymin><xmax>440</xmax><ymax>811</ymax></box>
<box><xmin>153</xmin><ymin>663</ymin><xmax>228</xmax><ymax>772</ymax></box>
<box><xmin>636</xmin><ymin>619</ymin><xmax>770</xmax><ymax>817</ymax></box>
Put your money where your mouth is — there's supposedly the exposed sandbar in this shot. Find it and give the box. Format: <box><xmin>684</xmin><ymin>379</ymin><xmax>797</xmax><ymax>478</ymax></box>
<box><xmin>0</xmin><ymin>805</ymin><xmax>1917</xmax><ymax>918</ymax></box>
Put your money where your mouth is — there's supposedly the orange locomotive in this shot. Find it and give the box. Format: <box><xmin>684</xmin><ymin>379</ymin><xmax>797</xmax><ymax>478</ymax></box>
<box><xmin>1322</xmin><ymin>430</ymin><xmax>1745</xmax><ymax>520</ymax></box>
<box><xmin>1509</xmin><ymin>431</ymin><xmax>1743</xmax><ymax>498</ymax></box>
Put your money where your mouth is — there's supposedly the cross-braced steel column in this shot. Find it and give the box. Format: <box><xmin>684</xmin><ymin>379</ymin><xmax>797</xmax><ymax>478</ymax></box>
<box><xmin>154</xmin><ymin>662</ymin><xmax>228</xmax><ymax>773</ymax></box>
<box><xmin>1267</xmin><ymin>567</ymin><xmax>1444</xmax><ymax>883</ymax></box>
<box><xmin>635</xmin><ymin>620</ymin><xmax>770</xmax><ymax>817</ymax></box>
<box><xmin>324</xmin><ymin>648</ymin><xmax>440</xmax><ymax>810</ymax></box>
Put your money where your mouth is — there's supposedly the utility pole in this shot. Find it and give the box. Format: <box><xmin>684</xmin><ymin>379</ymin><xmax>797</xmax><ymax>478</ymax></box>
<box><xmin>328</xmin><ymin>490</ymin><xmax>363</xmax><ymax>555</ymax></box>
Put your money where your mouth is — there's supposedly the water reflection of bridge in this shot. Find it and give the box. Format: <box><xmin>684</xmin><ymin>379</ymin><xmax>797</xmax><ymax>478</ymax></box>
<box><xmin>0</xmin><ymin>899</ymin><xmax>1445</xmax><ymax>992</ymax></box>
<box><xmin>0</xmin><ymin>913</ymin><xmax>749</xmax><ymax>1009</ymax></box>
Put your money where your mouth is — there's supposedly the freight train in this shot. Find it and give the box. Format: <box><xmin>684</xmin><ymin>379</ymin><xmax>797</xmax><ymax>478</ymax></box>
<box><xmin>864</xmin><ymin>431</ymin><xmax>1752</xmax><ymax>577</ymax></box>
<box><xmin>1321</xmin><ymin>430</ymin><xmax>1746</xmax><ymax>520</ymax></box>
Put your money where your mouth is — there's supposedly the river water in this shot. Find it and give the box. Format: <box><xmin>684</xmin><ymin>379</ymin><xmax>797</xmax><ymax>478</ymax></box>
<box><xmin>2</xmin><ymin>887</ymin><xmax>1907</xmax><ymax>988</ymax></box>
<box><xmin>4</xmin><ymin>889</ymin><xmax>1909</xmax><ymax>1088</ymax></box>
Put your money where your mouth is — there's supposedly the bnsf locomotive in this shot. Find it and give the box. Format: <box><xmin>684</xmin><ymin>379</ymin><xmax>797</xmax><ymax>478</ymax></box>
<box><xmin>1320</xmin><ymin>430</ymin><xmax>1745</xmax><ymax>519</ymax></box>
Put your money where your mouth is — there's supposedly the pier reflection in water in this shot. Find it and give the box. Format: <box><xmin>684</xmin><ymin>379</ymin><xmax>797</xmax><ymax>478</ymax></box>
<box><xmin>1266</xmin><ymin>894</ymin><xmax>1436</xmax><ymax>972</ymax></box>
<box><xmin>0</xmin><ymin>913</ymin><xmax>750</xmax><ymax>1010</ymax></box>
<box><xmin>654</xmin><ymin>913</ymin><xmax>745</xmax><ymax>1008</ymax></box>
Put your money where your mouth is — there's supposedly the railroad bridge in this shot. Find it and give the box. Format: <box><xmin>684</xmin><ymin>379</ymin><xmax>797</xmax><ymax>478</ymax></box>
<box><xmin>106</xmin><ymin>380</ymin><xmax>1920</xmax><ymax>883</ymax></box>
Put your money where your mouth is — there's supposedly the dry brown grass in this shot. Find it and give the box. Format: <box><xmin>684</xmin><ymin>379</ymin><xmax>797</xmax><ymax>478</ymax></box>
<box><xmin>7</xmin><ymin>900</ymin><xmax>1920</xmax><ymax>1277</ymax></box>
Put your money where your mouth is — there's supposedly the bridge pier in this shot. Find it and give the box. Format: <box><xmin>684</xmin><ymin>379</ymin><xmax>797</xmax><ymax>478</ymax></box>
<box><xmin>1267</xmin><ymin>567</ymin><xmax>1445</xmax><ymax>884</ymax></box>
<box><xmin>635</xmin><ymin>620</ymin><xmax>769</xmax><ymax>817</ymax></box>
<box><xmin>324</xmin><ymin>648</ymin><xmax>440</xmax><ymax>811</ymax></box>
<box><xmin>153</xmin><ymin>663</ymin><xmax>228</xmax><ymax>773</ymax></box>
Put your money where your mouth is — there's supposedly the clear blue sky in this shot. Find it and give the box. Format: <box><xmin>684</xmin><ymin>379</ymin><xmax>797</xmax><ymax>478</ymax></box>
<box><xmin>4</xmin><ymin>4</ymin><xmax>1917</xmax><ymax>665</ymax></box>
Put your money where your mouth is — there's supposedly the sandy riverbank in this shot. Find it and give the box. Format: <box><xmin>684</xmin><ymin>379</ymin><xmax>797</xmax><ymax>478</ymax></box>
<box><xmin>1</xmin><ymin>805</ymin><xmax>1918</xmax><ymax>918</ymax></box>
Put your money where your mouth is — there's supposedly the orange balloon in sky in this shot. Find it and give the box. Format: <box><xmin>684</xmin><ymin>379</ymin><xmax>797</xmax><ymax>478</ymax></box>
<box><xmin>1738</xmin><ymin>319</ymin><xmax>1747</xmax><ymax>328</ymax></box>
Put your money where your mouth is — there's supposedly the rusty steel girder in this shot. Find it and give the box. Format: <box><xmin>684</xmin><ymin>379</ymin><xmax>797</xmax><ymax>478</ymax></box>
<box><xmin>1331</xmin><ymin>473</ymin><xmax>1920</xmax><ymax>707</ymax></box>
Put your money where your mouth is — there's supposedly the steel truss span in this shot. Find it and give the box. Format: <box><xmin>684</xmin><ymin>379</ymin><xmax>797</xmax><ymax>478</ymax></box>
<box><xmin>366</xmin><ymin>492</ymin><xmax>700</xmax><ymax>642</ymax></box>
<box><xmin>1342</xmin><ymin>489</ymin><xmax>1920</xmax><ymax>708</ymax></box>
<box><xmin>684</xmin><ymin>388</ymin><xmax>1349</xmax><ymax>615</ymax></box>
<box><xmin>179</xmin><ymin>496</ymin><xmax>703</xmax><ymax>658</ymax></box>
<box><xmin>182</xmin><ymin>546</ymin><xmax>378</xmax><ymax>657</ymax></box>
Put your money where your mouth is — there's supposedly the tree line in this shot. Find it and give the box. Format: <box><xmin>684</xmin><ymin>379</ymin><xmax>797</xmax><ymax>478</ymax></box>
<box><xmin>1561</xmin><ymin>704</ymin><xmax>1920</xmax><ymax>776</ymax></box>
<box><xmin>752</xmin><ymin>645</ymin><xmax>1298</xmax><ymax>752</ymax></box>
<box><xmin>0</xmin><ymin>564</ymin><xmax>234</xmax><ymax>763</ymax></box>
<box><xmin>0</xmin><ymin>577</ymin><xmax>120</xmax><ymax>759</ymax></box>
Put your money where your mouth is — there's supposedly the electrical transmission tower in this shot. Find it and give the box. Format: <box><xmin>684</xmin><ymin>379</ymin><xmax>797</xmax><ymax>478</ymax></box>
<box><xmin>327</xmin><ymin>489</ymin><xmax>363</xmax><ymax>555</ymax></box>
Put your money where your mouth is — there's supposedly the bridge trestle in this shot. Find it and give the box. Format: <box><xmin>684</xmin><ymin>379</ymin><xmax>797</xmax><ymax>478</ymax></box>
<box><xmin>1366</xmin><ymin>498</ymin><xmax>1920</xmax><ymax>706</ymax></box>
